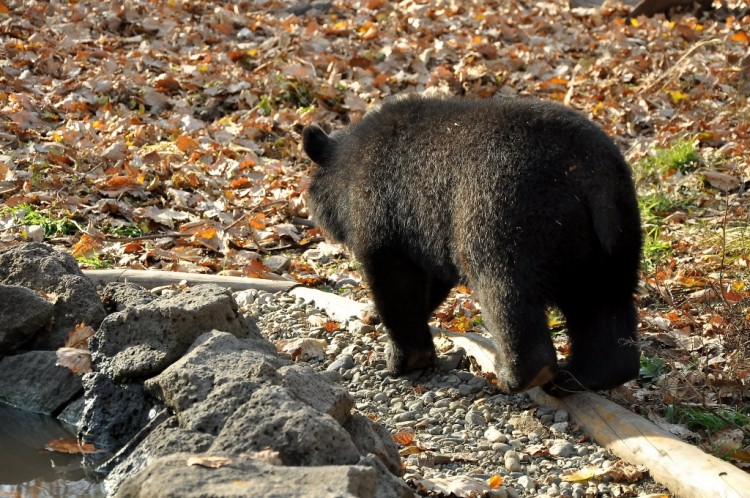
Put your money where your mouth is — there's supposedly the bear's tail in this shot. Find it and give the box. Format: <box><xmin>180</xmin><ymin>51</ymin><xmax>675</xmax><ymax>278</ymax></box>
<box><xmin>302</xmin><ymin>125</ymin><xmax>333</xmax><ymax>165</ymax></box>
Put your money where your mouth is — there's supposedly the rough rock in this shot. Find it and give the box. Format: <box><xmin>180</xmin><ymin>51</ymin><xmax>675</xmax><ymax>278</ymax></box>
<box><xmin>105</xmin><ymin>416</ymin><xmax>214</xmax><ymax>495</ymax></box>
<box><xmin>264</xmin><ymin>255</ymin><xmax>291</xmax><ymax>273</ymax></box>
<box><xmin>101</xmin><ymin>282</ymin><xmax>157</xmax><ymax>312</ymax></box>
<box><xmin>91</xmin><ymin>285</ymin><xmax>262</xmax><ymax>381</ymax></box>
<box><xmin>210</xmin><ymin>385</ymin><xmax>361</xmax><ymax>466</ymax></box>
<box><xmin>280</xmin><ymin>363</ymin><xmax>354</xmax><ymax>425</ymax></box>
<box><xmin>79</xmin><ymin>372</ymin><xmax>153</xmax><ymax>449</ymax></box>
<box><xmin>58</xmin><ymin>396</ymin><xmax>84</xmax><ymax>426</ymax></box>
<box><xmin>344</xmin><ymin>414</ymin><xmax>403</xmax><ymax>477</ymax></box>
<box><xmin>0</xmin><ymin>284</ymin><xmax>54</xmax><ymax>354</ymax></box>
<box><xmin>0</xmin><ymin>243</ymin><xmax>106</xmax><ymax>349</ymax></box>
<box><xmin>114</xmin><ymin>452</ymin><xmax>412</xmax><ymax>498</ymax></box>
<box><xmin>357</xmin><ymin>455</ymin><xmax>414</xmax><ymax>498</ymax></box>
<box><xmin>0</xmin><ymin>350</ymin><xmax>82</xmax><ymax>414</ymax></box>
<box><xmin>144</xmin><ymin>331</ymin><xmax>283</xmax><ymax>434</ymax></box>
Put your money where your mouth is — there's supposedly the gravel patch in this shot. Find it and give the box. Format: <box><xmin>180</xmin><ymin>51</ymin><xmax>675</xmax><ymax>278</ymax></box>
<box><xmin>239</xmin><ymin>289</ymin><xmax>664</xmax><ymax>498</ymax></box>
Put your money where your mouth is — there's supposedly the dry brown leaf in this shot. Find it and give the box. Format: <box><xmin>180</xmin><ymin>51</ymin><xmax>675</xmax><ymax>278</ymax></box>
<box><xmin>398</xmin><ymin>445</ymin><xmax>422</xmax><ymax>456</ymax></box>
<box><xmin>699</xmin><ymin>169</ymin><xmax>742</xmax><ymax>191</ymax></box>
<box><xmin>275</xmin><ymin>338</ymin><xmax>327</xmax><ymax>361</ymax></box>
<box><xmin>393</xmin><ymin>431</ymin><xmax>415</xmax><ymax>446</ymax></box>
<box><xmin>45</xmin><ymin>438</ymin><xmax>99</xmax><ymax>454</ymax></box>
<box><xmin>71</xmin><ymin>233</ymin><xmax>103</xmax><ymax>258</ymax></box>
<box><xmin>186</xmin><ymin>455</ymin><xmax>233</xmax><ymax>469</ymax></box>
<box><xmin>561</xmin><ymin>465</ymin><xmax>608</xmax><ymax>482</ymax></box>
<box><xmin>243</xmin><ymin>448</ymin><xmax>282</xmax><ymax>466</ymax></box>
<box><xmin>55</xmin><ymin>347</ymin><xmax>92</xmax><ymax>375</ymax></box>
<box><xmin>413</xmin><ymin>475</ymin><xmax>491</xmax><ymax>497</ymax></box>
<box><xmin>65</xmin><ymin>323</ymin><xmax>95</xmax><ymax>349</ymax></box>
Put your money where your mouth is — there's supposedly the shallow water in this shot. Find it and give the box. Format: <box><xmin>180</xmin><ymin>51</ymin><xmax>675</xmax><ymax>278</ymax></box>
<box><xmin>0</xmin><ymin>403</ymin><xmax>105</xmax><ymax>497</ymax></box>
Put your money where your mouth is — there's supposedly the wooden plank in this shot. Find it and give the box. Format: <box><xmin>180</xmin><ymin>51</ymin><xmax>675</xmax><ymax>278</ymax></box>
<box><xmin>81</xmin><ymin>269</ymin><xmax>298</xmax><ymax>293</ymax></box>
<box><xmin>528</xmin><ymin>389</ymin><xmax>749</xmax><ymax>498</ymax></box>
<box><xmin>289</xmin><ymin>287</ymin><xmax>368</xmax><ymax>323</ymax></box>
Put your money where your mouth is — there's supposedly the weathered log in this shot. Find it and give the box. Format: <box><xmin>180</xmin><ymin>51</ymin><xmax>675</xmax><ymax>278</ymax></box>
<box><xmin>81</xmin><ymin>269</ymin><xmax>298</xmax><ymax>293</ymax></box>
<box><xmin>528</xmin><ymin>388</ymin><xmax>750</xmax><ymax>498</ymax></box>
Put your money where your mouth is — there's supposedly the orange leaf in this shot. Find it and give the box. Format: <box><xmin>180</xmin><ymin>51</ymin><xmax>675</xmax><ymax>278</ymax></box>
<box><xmin>231</xmin><ymin>177</ymin><xmax>254</xmax><ymax>189</ymax></box>
<box><xmin>175</xmin><ymin>135</ymin><xmax>199</xmax><ymax>153</ymax></box>
<box><xmin>245</xmin><ymin>259</ymin><xmax>271</xmax><ymax>278</ymax></box>
<box><xmin>250</xmin><ymin>212</ymin><xmax>266</xmax><ymax>230</ymax></box>
<box><xmin>323</xmin><ymin>320</ymin><xmax>340</xmax><ymax>332</ymax></box>
<box><xmin>123</xmin><ymin>242</ymin><xmax>143</xmax><ymax>253</ymax></box>
<box><xmin>72</xmin><ymin>233</ymin><xmax>102</xmax><ymax>258</ymax></box>
<box><xmin>45</xmin><ymin>438</ymin><xmax>99</xmax><ymax>454</ymax></box>
<box><xmin>393</xmin><ymin>431</ymin><xmax>415</xmax><ymax>446</ymax></box>
<box><xmin>100</xmin><ymin>175</ymin><xmax>138</xmax><ymax>191</ymax></box>
<box><xmin>731</xmin><ymin>31</ymin><xmax>749</xmax><ymax>43</ymax></box>
<box><xmin>723</xmin><ymin>291</ymin><xmax>744</xmax><ymax>303</ymax></box>
<box><xmin>488</xmin><ymin>475</ymin><xmax>504</xmax><ymax>489</ymax></box>
<box><xmin>193</xmin><ymin>226</ymin><xmax>218</xmax><ymax>240</ymax></box>
<box><xmin>0</xmin><ymin>2</ymin><xmax>9</xmax><ymax>14</ymax></box>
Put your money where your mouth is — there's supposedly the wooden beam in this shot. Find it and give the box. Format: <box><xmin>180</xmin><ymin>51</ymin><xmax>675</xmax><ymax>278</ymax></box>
<box><xmin>81</xmin><ymin>269</ymin><xmax>298</xmax><ymax>293</ymax></box>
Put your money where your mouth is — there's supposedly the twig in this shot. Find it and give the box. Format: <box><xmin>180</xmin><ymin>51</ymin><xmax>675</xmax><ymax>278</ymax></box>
<box><xmin>638</xmin><ymin>39</ymin><xmax>722</xmax><ymax>95</ymax></box>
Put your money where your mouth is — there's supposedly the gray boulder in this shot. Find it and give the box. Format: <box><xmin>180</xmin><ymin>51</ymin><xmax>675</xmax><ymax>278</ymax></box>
<box><xmin>91</xmin><ymin>285</ymin><xmax>262</xmax><ymax>381</ymax></box>
<box><xmin>280</xmin><ymin>363</ymin><xmax>354</xmax><ymax>425</ymax></box>
<box><xmin>79</xmin><ymin>372</ymin><xmax>153</xmax><ymax>449</ymax></box>
<box><xmin>344</xmin><ymin>414</ymin><xmax>403</xmax><ymax>477</ymax></box>
<box><xmin>209</xmin><ymin>385</ymin><xmax>361</xmax><ymax>466</ymax></box>
<box><xmin>0</xmin><ymin>284</ymin><xmax>54</xmax><ymax>354</ymax></box>
<box><xmin>114</xmin><ymin>452</ymin><xmax>412</xmax><ymax>498</ymax></box>
<box><xmin>58</xmin><ymin>396</ymin><xmax>84</xmax><ymax>426</ymax></box>
<box><xmin>104</xmin><ymin>416</ymin><xmax>214</xmax><ymax>495</ymax></box>
<box><xmin>0</xmin><ymin>350</ymin><xmax>82</xmax><ymax>414</ymax></box>
<box><xmin>101</xmin><ymin>282</ymin><xmax>156</xmax><ymax>312</ymax></box>
<box><xmin>145</xmin><ymin>331</ymin><xmax>282</xmax><ymax>434</ymax></box>
<box><xmin>0</xmin><ymin>243</ymin><xmax>106</xmax><ymax>349</ymax></box>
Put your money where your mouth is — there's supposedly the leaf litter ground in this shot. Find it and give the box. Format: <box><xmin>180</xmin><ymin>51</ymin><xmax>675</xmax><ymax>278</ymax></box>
<box><xmin>1</xmin><ymin>0</ymin><xmax>749</xmax><ymax>488</ymax></box>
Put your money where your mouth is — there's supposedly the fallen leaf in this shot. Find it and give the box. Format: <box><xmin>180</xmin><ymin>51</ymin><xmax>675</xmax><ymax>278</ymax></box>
<box><xmin>393</xmin><ymin>431</ymin><xmax>415</xmax><ymax>446</ymax></box>
<box><xmin>323</xmin><ymin>320</ymin><xmax>340</xmax><ymax>332</ymax></box>
<box><xmin>488</xmin><ymin>475</ymin><xmax>504</xmax><ymax>488</ymax></box>
<box><xmin>187</xmin><ymin>455</ymin><xmax>233</xmax><ymax>468</ymax></box>
<box><xmin>45</xmin><ymin>438</ymin><xmax>99</xmax><ymax>454</ymax></box>
<box><xmin>709</xmin><ymin>428</ymin><xmax>744</xmax><ymax>456</ymax></box>
<box><xmin>275</xmin><ymin>338</ymin><xmax>327</xmax><ymax>361</ymax></box>
<box><xmin>65</xmin><ymin>323</ymin><xmax>95</xmax><ymax>349</ymax></box>
<box><xmin>243</xmin><ymin>448</ymin><xmax>282</xmax><ymax>466</ymax></box>
<box><xmin>71</xmin><ymin>233</ymin><xmax>103</xmax><ymax>258</ymax></box>
<box><xmin>414</xmin><ymin>475</ymin><xmax>491</xmax><ymax>497</ymax></box>
<box><xmin>398</xmin><ymin>445</ymin><xmax>422</xmax><ymax>456</ymax></box>
<box><xmin>561</xmin><ymin>465</ymin><xmax>608</xmax><ymax>482</ymax></box>
<box><xmin>55</xmin><ymin>347</ymin><xmax>92</xmax><ymax>375</ymax></box>
<box><xmin>699</xmin><ymin>169</ymin><xmax>741</xmax><ymax>191</ymax></box>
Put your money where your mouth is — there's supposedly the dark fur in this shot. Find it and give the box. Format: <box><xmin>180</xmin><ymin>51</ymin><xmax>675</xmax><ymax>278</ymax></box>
<box><xmin>303</xmin><ymin>95</ymin><xmax>642</xmax><ymax>395</ymax></box>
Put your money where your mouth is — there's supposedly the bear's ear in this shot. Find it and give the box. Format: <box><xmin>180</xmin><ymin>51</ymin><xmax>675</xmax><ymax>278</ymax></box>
<box><xmin>302</xmin><ymin>125</ymin><xmax>333</xmax><ymax>165</ymax></box>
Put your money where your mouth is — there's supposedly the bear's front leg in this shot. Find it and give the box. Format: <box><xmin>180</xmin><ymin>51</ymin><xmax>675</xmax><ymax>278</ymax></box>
<box><xmin>361</xmin><ymin>248</ymin><xmax>438</xmax><ymax>375</ymax></box>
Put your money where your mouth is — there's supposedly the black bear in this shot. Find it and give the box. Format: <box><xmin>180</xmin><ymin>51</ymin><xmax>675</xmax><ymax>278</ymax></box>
<box><xmin>302</xmin><ymin>95</ymin><xmax>642</xmax><ymax>395</ymax></box>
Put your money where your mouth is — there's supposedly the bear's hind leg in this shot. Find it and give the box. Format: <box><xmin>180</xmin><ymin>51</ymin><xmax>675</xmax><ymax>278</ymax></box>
<box><xmin>473</xmin><ymin>275</ymin><xmax>558</xmax><ymax>393</ymax></box>
<box><xmin>548</xmin><ymin>296</ymin><xmax>639</xmax><ymax>395</ymax></box>
<box><xmin>363</xmin><ymin>249</ymin><xmax>440</xmax><ymax>375</ymax></box>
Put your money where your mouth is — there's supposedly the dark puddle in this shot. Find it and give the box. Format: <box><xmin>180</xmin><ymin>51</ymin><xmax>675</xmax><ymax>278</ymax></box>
<box><xmin>0</xmin><ymin>403</ymin><xmax>104</xmax><ymax>497</ymax></box>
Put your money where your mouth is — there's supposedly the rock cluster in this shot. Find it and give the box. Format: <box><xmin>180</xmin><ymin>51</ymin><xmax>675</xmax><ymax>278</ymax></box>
<box><xmin>0</xmin><ymin>243</ymin><xmax>410</xmax><ymax>498</ymax></box>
